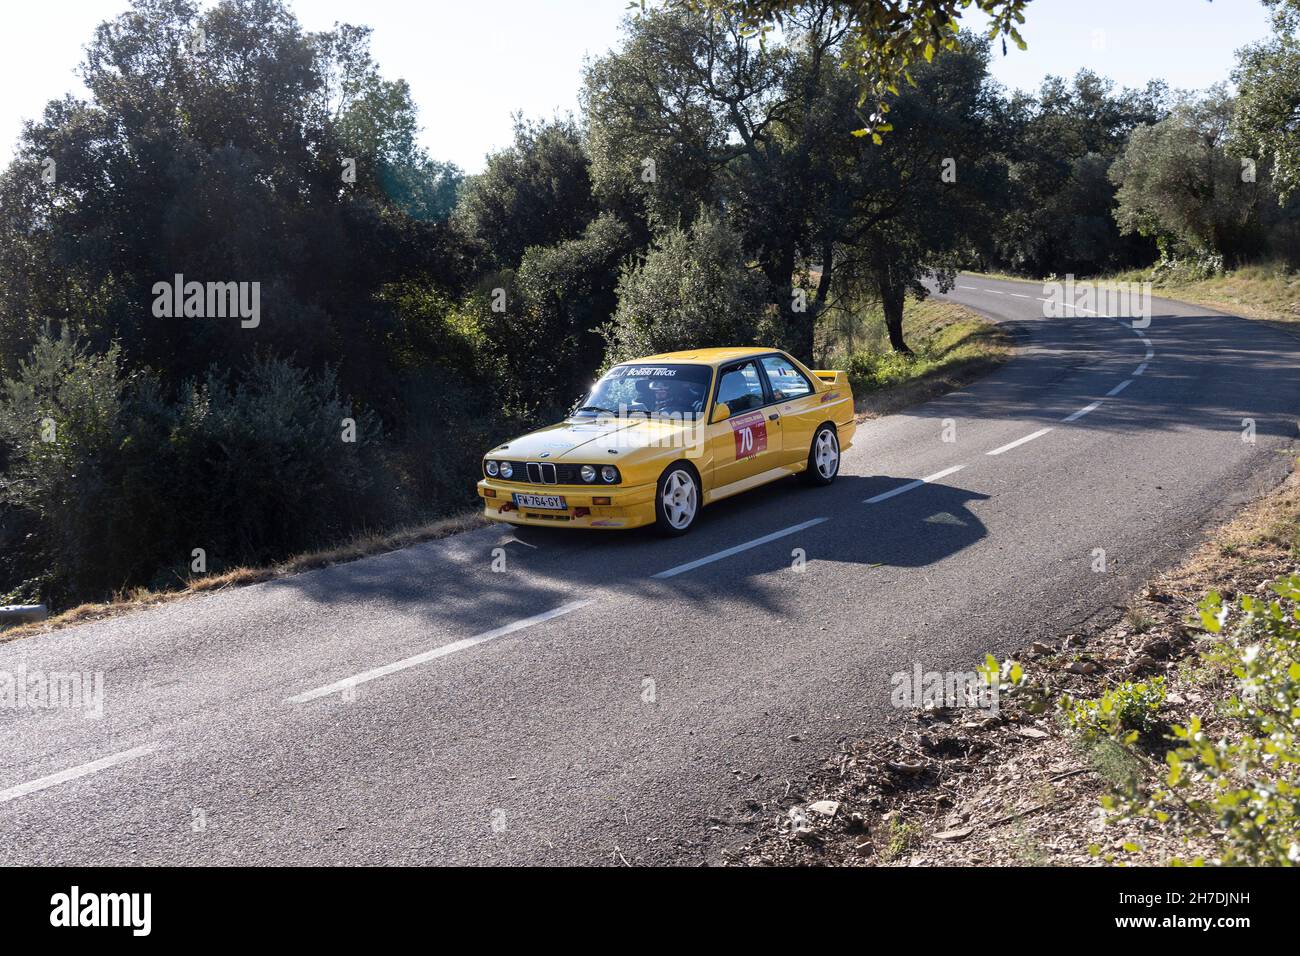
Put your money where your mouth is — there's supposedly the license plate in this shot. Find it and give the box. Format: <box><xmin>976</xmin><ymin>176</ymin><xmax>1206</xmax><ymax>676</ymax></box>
<box><xmin>513</xmin><ymin>493</ymin><xmax>567</xmax><ymax>510</ymax></box>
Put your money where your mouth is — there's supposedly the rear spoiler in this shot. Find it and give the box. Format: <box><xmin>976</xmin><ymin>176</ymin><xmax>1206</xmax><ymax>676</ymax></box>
<box><xmin>811</xmin><ymin>370</ymin><xmax>847</xmax><ymax>388</ymax></box>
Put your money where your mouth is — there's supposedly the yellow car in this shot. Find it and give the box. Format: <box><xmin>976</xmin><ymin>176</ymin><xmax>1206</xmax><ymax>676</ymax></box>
<box><xmin>477</xmin><ymin>347</ymin><xmax>855</xmax><ymax>534</ymax></box>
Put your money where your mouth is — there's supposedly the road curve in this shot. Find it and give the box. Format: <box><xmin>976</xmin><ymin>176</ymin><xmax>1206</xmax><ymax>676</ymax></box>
<box><xmin>1</xmin><ymin>274</ymin><xmax>1298</xmax><ymax>865</ymax></box>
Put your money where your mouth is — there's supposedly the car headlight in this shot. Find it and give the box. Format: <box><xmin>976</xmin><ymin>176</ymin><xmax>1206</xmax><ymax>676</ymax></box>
<box><xmin>601</xmin><ymin>466</ymin><xmax>618</xmax><ymax>483</ymax></box>
<box><xmin>499</xmin><ymin>461</ymin><xmax>513</xmax><ymax>479</ymax></box>
<box><xmin>485</xmin><ymin>460</ymin><xmax>499</xmax><ymax>477</ymax></box>
<box><xmin>581</xmin><ymin>465</ymin><xmax>597</xmax><ymax>483</ymax></box>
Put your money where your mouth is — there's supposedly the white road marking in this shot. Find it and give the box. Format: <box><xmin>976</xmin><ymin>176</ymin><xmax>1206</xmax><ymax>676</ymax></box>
<box><xmin>0</xmin><ymin>743</ymin><xmax>159</xmax><ymax>804</ymax></box>
<box><xmin>1133</xmin><ymin>362</ymin><xmax>1149</xmax><ymax>376</ymax></box>
<box><xmin>1009</xmin><ymin>293</ymin><xmax>1031</xmax><ymax>298</ymax></box>
<box><xmin>1106</xmin><ymin>379</ymin><xmax>1133</xmax><ymax>397</ymax></box>
<box><xmin>958</xmin><ymin>285</ymin><xmax>977</xmax><ymax>289</ymax></box>
<box><xmin>1036</xmin><ymin>297</ymin><xmax>1098</xmax><ymax>315</ymax></box>
<box><xmin>987</xmin><ymin>427</ymin><xmax>1053</xmax><ymax>456</ymax></box>
<box><xmin>1063</xmin><ymin>400</ymin><xmax>1103</xmax><ymax>423</ymax></box>
<box><xmin>652</xmin><ymin>518</ymin><xmax>827</xmax><ymax>579</ymax></box>
<box><xmin>1144</xmin><ymin>347</ymin><xmax>1155</xmax><ymax>360</ymax></box>
<box><xmin>864</xmin><ymin>465</ymin><xmax>966</xmax><ymax>504</ymax></box>
<box><xmin>286</xmin><ymin>601</ymin><xmax>593</xmax><ymax>703</ymax></box>
<box><xmin>982</xmin><ymin>289</ymin><xmax>1005</xmax><ymax>294</ymax></box>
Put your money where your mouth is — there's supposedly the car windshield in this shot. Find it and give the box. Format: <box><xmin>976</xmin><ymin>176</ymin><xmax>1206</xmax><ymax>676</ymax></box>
<box><xmin>574</xmin><ymin>363</ymin><xmax>712</xmax><ymax>419</ymax></box>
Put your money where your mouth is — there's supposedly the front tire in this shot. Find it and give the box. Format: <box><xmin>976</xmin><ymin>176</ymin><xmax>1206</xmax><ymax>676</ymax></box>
<box><xmin>655</xmin><ymin>464</ymin><xmax>700</xmax><ymax>535</ymax></box>
<box><xmin>801</xmin><ymin>424</ymin><xmax>840</xmax><ymax>486</ymax></box>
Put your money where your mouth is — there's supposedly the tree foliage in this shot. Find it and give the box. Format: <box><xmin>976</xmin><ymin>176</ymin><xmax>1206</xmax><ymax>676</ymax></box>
<box><xmin>455</xmin><ymin>117</ymin><xmax>598</xmax><ymax>271</ymax></box>
<box><xmin>1232</xmin><ymin>0</ymin><xmax>1300</xmax><ymax>203</ymax></box>
<box><xmin>603</xmin><ymin>212</ymin><xmax>769</xmax><ymax>362</ymax></box>
<box><xmin>1111</xmin><ymin>90</ymin><xmax>1269</xmax><ymax>266</ymax></box>
<box><xmin>658</xmin><ymin>0</ymin><xmax>1030</xmax><ymax>139</ymax></box>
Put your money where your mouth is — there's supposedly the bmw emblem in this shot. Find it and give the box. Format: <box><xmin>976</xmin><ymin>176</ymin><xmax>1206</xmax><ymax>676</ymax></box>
<box><xmin>540</xmin><ymin>452</ymin><xmax>550</xmax><ymax>458</ymax></box>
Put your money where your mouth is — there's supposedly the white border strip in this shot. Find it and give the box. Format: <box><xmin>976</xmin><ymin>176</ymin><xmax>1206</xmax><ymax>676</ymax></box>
<box><xmin>0</xmin><ymin>743</ymin><xmax>159</xmax><ymax>804</ymax></box>
<box><xmin>987</xmin><ymin>427</ymin><xmax>1053</xmax><ymax>457</ymax></box>
<box><xmin>1063</xmin><ymin>400</ymin><xmax>1103</xmax><ymax>423</ymax></box>
<box><xmin>864</xmin><ymin>465</ymin><xmax>966</xmax><ymax>504</ymax></box>
<box><xmin>286</xmin><ymin>601</ymin><xmax>592</xmax><ymax>703</ymax></box>
<box><xmin>653</xmin><ymin>517</ymin><xmax>827</xmax><ymax>579</ymax></box>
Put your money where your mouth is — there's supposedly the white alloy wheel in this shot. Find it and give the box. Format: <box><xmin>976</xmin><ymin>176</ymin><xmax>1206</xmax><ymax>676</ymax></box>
<box><xmin>814</xmin><ymin>428</ymin><xmax>840</xmax><ymax>479</ymax></box>
<box><xmin>661</xmin><ymin>469</ymin><xmax>698</xmax><ymax>530</ymax></box>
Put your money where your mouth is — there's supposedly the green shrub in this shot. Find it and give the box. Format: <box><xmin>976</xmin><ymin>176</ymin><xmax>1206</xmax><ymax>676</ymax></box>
<box><xmin>166</xmin><ymin>355</ymin><xmax>388</xmax><ymax>575</ymax></box>
<box><xmin>0</xmin><ymin>332</ymin><xmax>394</xmax><ymax>606</ymax></box>
<box><xmin>1102</xmin><ymin>580</ymin><xmax>1300</xmax><ymax>866</ymax></box>
<box><xmin>846</xmin><ymin>350</ymin><xmax>939</xmax><ymax>393</ymax></box>
<box><xmin>601</xmin><ymin>211</ymin><xmax>770</xmax><ymax>364</ymax></box>
<box><xmin>1062</xmin><ymin>678</ymin><xmax>1167</xmax><ymax>741</ymax></box>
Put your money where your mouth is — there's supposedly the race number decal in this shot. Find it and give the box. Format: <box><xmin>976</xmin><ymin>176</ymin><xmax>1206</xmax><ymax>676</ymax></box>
<box><xmin>729</xmin><ymin>410</ymin><xmax>768</xmax><ymax>461</ymax></box>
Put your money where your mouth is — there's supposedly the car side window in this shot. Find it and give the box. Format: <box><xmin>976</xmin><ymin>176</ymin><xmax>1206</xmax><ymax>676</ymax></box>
<box><xmin>760</xmin><ymin>355</ymin><xmax>813</xmax><ymax>401</ymax></box>
<box><xmin>716</xmin><ymin>360</ymin><xmax>766</xmax><ymax>414</ymax></box>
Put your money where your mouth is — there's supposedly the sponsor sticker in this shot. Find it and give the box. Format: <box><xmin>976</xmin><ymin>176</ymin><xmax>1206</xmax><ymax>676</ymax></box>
<box><xmin>729</xmin><ymin>410</ymin><xmax>767</xmax><ymax>461</ymax></box>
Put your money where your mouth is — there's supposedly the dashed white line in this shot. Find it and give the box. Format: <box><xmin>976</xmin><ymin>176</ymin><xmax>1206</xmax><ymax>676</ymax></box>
<box><xmin>1133</xmin><ymin>362</ymin><xmax>1149</xmax><ymax>376</ymax></box>
<box><xmin>987</xmin><ymin>428</ymin><xmax>1053</xmax><ymax>456</ymax></box>
<box><xmin>958</xmin><ymin>285</ymin><xmax>977</xmax><ymax>290</ymax></box>
<box><xmin>1106</xmin><ymin>379</ymin><xmax>1133</xmax><ymax>397</ymax></box>
<box><xmin>982</xmin><ymin>289</ymin><xmax>1005</xmax><ymax>295</ymax></box>
<box><xmin>286</xmin><ymin>600</ymin><xmax>593</xmax><ymax>703</ymax></box>
<box><xmin>653</xmin><ymin>517</ymin><xmax>828</xmax><ymax>579</ymax></box>
<box><xmin>1063</xmin><ymin>400</ymin><xmax>1103</xmax><ymax>423</ymax></box>
<box><xmin>1009</xmin><ymin>293</ymin><xmax>1031</xmax><ymax>298</ymax></box>
<box><xmin>0</xmin><ymin>743</ymin><xmax>159</xmax><ymax>804</ymax></box>
<box><xmin>1036</xmin><ymin>296</ymin><xmax>1098</xmax><ymax>314</ymax></box>
<box><xmin>864</xmin><ymin>465</ymin><xmax>966</xmax><ymax>504</ymax></box>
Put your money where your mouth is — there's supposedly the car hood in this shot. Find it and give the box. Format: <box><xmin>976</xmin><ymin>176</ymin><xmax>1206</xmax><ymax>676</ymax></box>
<box><xmin>494</xmin><ymin>417</ymin><xmax>703</xmax><ymax>461</ymax></box>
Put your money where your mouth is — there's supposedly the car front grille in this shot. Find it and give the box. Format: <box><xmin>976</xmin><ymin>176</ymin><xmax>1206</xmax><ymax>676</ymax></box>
<box><xmin>488</xmin><ymin>459</ymin><xmax>620</xmax><ymax>485</ymax></box>
<box><xmin>496</xmin><ymin>460</ymin><xmax>586</xmax><ymax>485</ymax></box>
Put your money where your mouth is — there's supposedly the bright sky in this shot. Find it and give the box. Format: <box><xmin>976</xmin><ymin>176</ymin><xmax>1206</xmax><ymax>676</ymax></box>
<box><xmin>0</xmin><ymin>0</ymin><xmax>1278</xmax><ymax>173</ymax></box>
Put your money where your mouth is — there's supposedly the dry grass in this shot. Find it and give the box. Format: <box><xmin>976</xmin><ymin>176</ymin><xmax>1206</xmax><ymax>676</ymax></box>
<box><xmin>1101</xmin><ymin>261</ymin><xmax>1300</xmax><ymax>329</ymax></box>
<box><xmin>840</xmin><ymin>299</ymin><xmax>1016</xmax><ymax>419</ymax></box>
<box><xmin>0</xmin><ymin>510</ymin><xmax>486</xmax><ymax>643</ymax></box>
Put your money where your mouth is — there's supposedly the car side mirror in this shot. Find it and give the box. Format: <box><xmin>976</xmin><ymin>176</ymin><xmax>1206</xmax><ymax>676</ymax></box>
<box><xmin>711</xmin><ymin>402</ymin><xmax>731</xmax><ymax>424</ymax></box>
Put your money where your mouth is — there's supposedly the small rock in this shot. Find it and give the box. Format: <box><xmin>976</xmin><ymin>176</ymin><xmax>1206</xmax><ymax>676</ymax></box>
<box><xmin>933</xmin><ymin>826</ymin><xmax>973</xmax><ymax>841</ymax></box>
<box><xmin>1029</xmin><ymin>641</ymin><xmax>1055</xmax><ymax>656</ymax></box>
<box><xmin>808</xmin><ymin>800</ymin><xmax>840</xmax><ymax>818</ymax></box>
<box><xmin>787</xmin><ymin>807</ymin><xmax>814</xmax><ymax>840</ymax></box>
<box><xmin>1018</xmin><ymin>726</ymin><xmax>1050</xmax><ymax>739</ymax></box>
<box><xmin>1066</xmin><ymin>660</ymin><xmax>1098</xmax><ymax>675</ymax></box>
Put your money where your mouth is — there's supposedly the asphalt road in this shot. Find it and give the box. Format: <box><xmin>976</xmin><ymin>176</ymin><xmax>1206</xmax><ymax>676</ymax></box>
<box><xmin>2</xmin><ymin>274</ymin><xmax>1298</xmax><ymax>865</ymax></box>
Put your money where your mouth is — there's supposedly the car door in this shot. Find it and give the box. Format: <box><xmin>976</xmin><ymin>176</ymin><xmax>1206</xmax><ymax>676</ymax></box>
<box><xmin>707</xmin><ymin>358</ymin><xmax>783</xmax><ymax>493</ymax></box>
<box><xmin>759</xmin><ymin>353</ymin><xmax>821</xmax><ymax>467</ymax></box>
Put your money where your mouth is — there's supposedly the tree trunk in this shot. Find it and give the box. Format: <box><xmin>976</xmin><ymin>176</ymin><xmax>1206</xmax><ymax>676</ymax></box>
<box><xmin>882</xmin><ymin>283</ymin><xmax>911</xmax><ymax>354</ymax></box>
<box><xmin>764</xmin><ymin>246</ymin><xmax>812</xmax><ymax>364</ymax></box>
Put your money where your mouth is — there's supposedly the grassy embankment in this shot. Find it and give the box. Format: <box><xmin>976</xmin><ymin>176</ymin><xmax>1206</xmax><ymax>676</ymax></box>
<box><xmin>819</xmin><ymin>297</ymin><xmax>1015</xmax><ymax>418</ymax></box>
